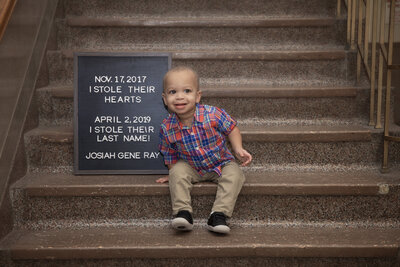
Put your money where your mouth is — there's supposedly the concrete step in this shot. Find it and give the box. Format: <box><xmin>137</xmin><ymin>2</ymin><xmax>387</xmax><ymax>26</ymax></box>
<box><xmin>67</xmin><ymin>15</ymin><xmax>341</xmax><ymax>27</ymax></box>
<box><xmin>56</xmin><ymin>17</ymin><xmax>346</xmax><ymax>52</ymax></box>
<box><xmin>9</xmin><ymin>171</ymin><xmax>400</xmax><ymax>230</ymax></box>
<box><xmin>1</xmin><ymin>226</ymin><xmax>399</xmax><ymax>266</ymax></box>
<box><xmin>36</xmin><ymin>84</ymin><xmax>369</xmax><ymax>126</ymax></box>
<box><xmin>23</xmin><ymin>124</ymin><xmax>391</xmax><ymax>172</ymax></box>
<box><xmin>61</xmin><ymin>0</ymin><xmax>337</xmax><ymax>18</ymax></box>
<box><xmin>14</xmin><ymin>171</ymin><xmax>396</xmax><ymax>197</ymax></box>
<box><xmin>46</xmin><ymin>49</ymin><xmax>355</xmax><ymax>86</ymax></box>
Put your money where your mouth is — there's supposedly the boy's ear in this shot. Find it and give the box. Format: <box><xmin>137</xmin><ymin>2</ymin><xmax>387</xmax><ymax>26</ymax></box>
<box><xmin>161</xmin><ymin>93</ymin><xmax>169</xmax><ymax>110</ymax></box>
<box><xmin>196</xmin><ymin>90</ymin><xmax>202</xmax><ymax>103</ymax></box>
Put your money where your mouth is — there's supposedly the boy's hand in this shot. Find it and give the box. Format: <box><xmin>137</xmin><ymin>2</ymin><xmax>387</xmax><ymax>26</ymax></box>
<box><xmin>156</xmin><ymin>176</ymin><xmax>169</xmax><ymax>183</ymax></box>
<box><xmin>234</xmin><ymin>148</ymin><xmax>252</xmax><ymax>166</ymax></box>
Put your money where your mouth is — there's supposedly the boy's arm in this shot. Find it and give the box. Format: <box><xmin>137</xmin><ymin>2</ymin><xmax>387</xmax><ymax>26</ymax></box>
<box><xmin>157</xmin><ymin>125</ymin><xmax>177</xmax><ymax>183</ymax></box>
<box><xmin>228</xmin><ymin>126</ymin><xmax>252</xmax><ymax>166</ymax></box>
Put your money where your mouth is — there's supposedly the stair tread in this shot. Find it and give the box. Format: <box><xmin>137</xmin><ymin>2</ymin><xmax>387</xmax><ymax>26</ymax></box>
<box><xmin>13</xmin><ymin>170</ymin><xmax>400</xmax><ymax>197</ymax></box>
<box><xmin>2</xmin><ymin>226</ymin><xmax>400</xmax><ymax>259</ymax></box>
<box><xmin>26</xmin><ymin>124</ymin><xmax>372</xmax><ymax>143</ymax></box>
<box><xmin>66</xmin><ymin>15</ymin><xmax>341</xmax><ymax>27</ymax></box>
<box><xmin>59</xmin><ymin>48</ymin><xmax>347</xmax><ymax>60</ymax></box>
<box><xmin>38</xmin><ymin>84</ymin><xmax>364</xmax><ymax>99</ymax></box>
<box><xmin>240</xmin><ymin>125</ymin><xmax>372</xmax><ymax>142</ymax></box>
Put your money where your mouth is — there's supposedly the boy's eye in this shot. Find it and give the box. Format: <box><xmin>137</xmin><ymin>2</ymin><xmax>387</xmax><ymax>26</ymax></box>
<box><xmin>184</xmin><ymin>89</ymin><xmax>192</xmax><ymax>93</ymax></box>
<box><xmin>168</xmin><ymin>90</ymin><xmax>176</xmax><ymax>94</ymax></box>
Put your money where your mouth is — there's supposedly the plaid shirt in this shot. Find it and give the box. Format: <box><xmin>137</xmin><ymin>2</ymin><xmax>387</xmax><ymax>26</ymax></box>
<box><xmin>159</xmin><ymin>104</ymin><xmax>237</xmax><ymax>176</ymax></box>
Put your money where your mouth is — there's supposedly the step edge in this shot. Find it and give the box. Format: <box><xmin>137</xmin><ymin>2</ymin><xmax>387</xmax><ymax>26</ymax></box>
<box><xmin>13</xmin><ymin>172</ymin><xmax>398</xmax><ymax>197</ymax></box>
<box><xmin>56</xmin><ymin>49</ymin><xmax>347</xmax><ymax>61</ymax></box>
<box><xmin>38</xmin><ymin>84</ymin><xmax>363</xmax><ymax>99</ymax></box>
<box><xmin>66</xmin><ymin>15</ymin><xmax>339</xmax><ymax>28</ymax></box>
<box><xmin>9</xmin><ymin>245</ymin><xmax>398</xmax><ymax>260</ymax></box>
<box><xmin>5</xmin><ymin>227</ymin><xmax>400</xmax><ymax>260</ymax></box>
<box><xmin>25</xmin><ymin>126</ymin><xmax>373</xmax><ymax>143</ymax></box>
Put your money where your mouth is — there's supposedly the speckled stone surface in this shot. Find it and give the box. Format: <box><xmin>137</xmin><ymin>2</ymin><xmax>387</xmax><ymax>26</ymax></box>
<box><xmin>24</xmin><ymin>128</ymin><xmax>73</xmax><ymax>170</ymax></box>
<box><xmin>55</xmin><ymin>21</ymin><xmax>346</xmax><ymax>51</ymax></box>
<box><xmin>10</xmin><ymin>184</ymin><xmax>400</xmax><ymax>231</ymax></box>
<box><xmin>3</xmin><ymin>0</ymin><xmax>400</xmax><ymax>264</ymax></box>
<box><xmin>23</xmin><ymin>128</ymin><xmax>400</xmax><ymax>170</ymax></box>
<box><xmin>1</xmin><ymin>257</ymin><xmax>397</xmax><ymax>267</ymax></box>
<box><xmin>204</xmin><ymin>94</ymin><xmax>369</xmax><ymax>121</ymax></box>
<box><xmin>61</xmin><ymin>0</ymin><xmax>337</xmax><ymax>17</ymax></box>
<box><xmin>36</xmin><ymin>88</ymin><xmax>73</xmax><ymax>126</ymax></box>
<box><xmin>36</xmin><ymin>85</ymin><xmax>370</xmax><ymax>126</ymax></box>
<box><xmin>46</xmin><ymin>51</ymin><xmax>355</xmax><ymax>86</ymax></box>
<box><xmin>2</xmin><ymin>226</ymin><xmax>400</xmax><ymax>263</ymax></box>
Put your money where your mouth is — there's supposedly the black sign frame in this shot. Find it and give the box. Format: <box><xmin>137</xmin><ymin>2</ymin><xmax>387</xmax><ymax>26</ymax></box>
<box><xmin>74</xmin><ymin>52</ymin><xmax>171</xmax><ymax>175</ymax></box>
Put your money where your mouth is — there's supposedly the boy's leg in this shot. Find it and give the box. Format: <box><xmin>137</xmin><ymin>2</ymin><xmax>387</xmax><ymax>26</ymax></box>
<box><xmin>169</xmin><ymin>160</ymin><xmax>201</xmax><ymax>215</ymax></box>
<box><xmin>211</xmin><ymin>161</ymin><xmax>245</xmax><ymax>217</ymax></box>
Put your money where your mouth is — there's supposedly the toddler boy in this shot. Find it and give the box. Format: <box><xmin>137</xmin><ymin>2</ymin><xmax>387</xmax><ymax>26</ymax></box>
<box><xmin>157</xmin><ymin>66</ymin><xmax>252</xmax><ymax>234</ymax></box>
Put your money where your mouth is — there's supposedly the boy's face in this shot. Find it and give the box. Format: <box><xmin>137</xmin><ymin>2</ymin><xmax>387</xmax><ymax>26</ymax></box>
<box><xmin>162</xmin><ymin>70</ymin><xmax>201</xmax><ymax>119</ymax></box>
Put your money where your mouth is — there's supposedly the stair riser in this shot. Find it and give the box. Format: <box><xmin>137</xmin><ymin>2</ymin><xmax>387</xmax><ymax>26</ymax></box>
<box><xmin>1</xmin><ymin>257</ymin><xmax>396</xmax><ymax>267</ymax></box>
<box><xmin>23</xmin><ymin>132</ymin><xmax>400</xmax><ymax>169</ymax></box>
<box><xmin>36</xmin><ymin>90</ymin><xmax>369</xmax><ymax>126</ymax></box>
<box><xmin>46</xmin><ymin>52</ymin><xmax>355</xmax><ymax>85</ymax></box>
<box><xmin>11</xmin><ymin>188</ymin><xmax>400</xmax><ymax>230</ymax></box>
<box><xmin>37</xmin><ymin>91</ymin><xmax>72</xmax><ymax>126</ymax></box>
<box><xmin>62</xmin><ymin>0</ymin><xmax>336</xmax><ymax>17</ymax></box>
<box><xmin>204</xmin><ymin>95</ymin><xmax>368</xmax><ymax>122</ymax></box>
<box><xmin>56</xmin><ymin>23</ymin><xmax>346</xmax><ymax>51</ymax></box>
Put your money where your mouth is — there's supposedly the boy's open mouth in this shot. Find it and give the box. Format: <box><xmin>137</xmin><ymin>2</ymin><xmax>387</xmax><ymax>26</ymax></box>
<box><xmin>174</xmin><ymin>103</ymin><xmax>187</xmax><ymax>109</ymax></box>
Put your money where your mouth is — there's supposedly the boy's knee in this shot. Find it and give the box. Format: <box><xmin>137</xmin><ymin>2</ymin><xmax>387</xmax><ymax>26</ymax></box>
<box><xmin>169</xmin><ymin>160</ymin><xmax>191</xmax><ymax>177</ymax></box>
<box><xmin>222</xmin><ymin>162</ymin><xmax>246</xmax><ymax>183</ymax></box>
<box><xmin>169</xmin><ymin>160</ymin><xmax>196</xmax><ymax>182</ymax></box>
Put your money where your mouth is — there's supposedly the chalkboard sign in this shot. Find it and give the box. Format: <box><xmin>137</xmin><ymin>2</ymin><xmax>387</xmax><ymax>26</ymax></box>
<box><xmin>74</xmin><ymin>52</ymin><xmax>170</xmax><ymax>174</ymax></box>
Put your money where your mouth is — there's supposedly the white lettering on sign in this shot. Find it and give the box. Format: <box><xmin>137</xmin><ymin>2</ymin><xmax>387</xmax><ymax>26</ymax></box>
<box><xmin>143</xmin><ymin>152</ymin><xmax>160</xmax><ymax>159</ymax></box>
<box><xmin>104</xmin><ymin>95</ymin><xmax>142</xmax><ymax>103</ymax></box>
<box><xmin>89</xmin><ymin>85</ymin><xmax>122</xmax><ymax>93</ymax></box>
<box><xmin>90</xmin><ymin>126</ymin><xmax>123</xmax><ymax>134</ymax></box>
<box><xmin>96</xmin><ymin>134</ymin><xmax>119</xmax><ymax>142</ymax></box>
<box><xmin>84</xmin><ymin>151</ymin><xmax>148</xmax><ymax>160</ymax></box>
<box><xmin>94</xmin><ymin>76</ymin><xmax>112</xmax><ymax>83</ymax></box>
<box><xmin>118</xmin><ymin>152</ymin><xmax>141</xmax><ymax>159</ymax></box>
<box><xmin>85</xmin><ymin>152</ymin><xmax>116</xmax><ymax>160</ymax></box>
<box><xmin>123</xmin><ymin>135</ymin><xmax>150</xmax><ymax>142</ymax></box>
<box><xmin>128</xmin><ymin>85</ymin><xmax>155</xmax><ymax>93</ymax></box>
<box><xmin>126</xmin><ymin>126</ymin><xmax>154</xmax><ymax>134</ymax></box>
<box><xmin>94</xmin><ymin>116</ymin><xmax>122</xmax><ymax>123</ymax></box>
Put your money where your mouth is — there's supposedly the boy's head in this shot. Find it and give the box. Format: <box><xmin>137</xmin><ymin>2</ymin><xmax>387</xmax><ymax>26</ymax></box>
<box><xmin>162</xmin><ymin>66</ymin><xmax>201</xmax><ymax>119</ymax></box>
<box><xmin>163</xmin><ymin>66</ymin><xmax>199</xmax><ymax>92</ymax></box>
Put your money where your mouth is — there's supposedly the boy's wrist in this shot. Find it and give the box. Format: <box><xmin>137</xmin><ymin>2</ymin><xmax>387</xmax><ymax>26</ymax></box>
<box><xmin>232</xmin><ymin>146</ymin><xmax>244</xmax><ymax>154</ymax></box>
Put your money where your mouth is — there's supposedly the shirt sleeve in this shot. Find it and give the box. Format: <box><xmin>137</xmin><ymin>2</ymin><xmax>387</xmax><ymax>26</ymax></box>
<box><xmin>159</xmin><ymin>125</ymin><xmax>179</xmax><ymax>166</ymax></box>
<box><xmin>214</xmin><ymin>107</ymin><xmax>237</xmax><ymax>136</ymax></box>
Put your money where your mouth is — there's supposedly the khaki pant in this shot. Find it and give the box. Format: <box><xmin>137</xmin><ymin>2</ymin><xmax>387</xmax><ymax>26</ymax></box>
<box><xmin>168</xmin><ymin>160</ymin><xmax>245</xmax><ymax>217</ymax></box>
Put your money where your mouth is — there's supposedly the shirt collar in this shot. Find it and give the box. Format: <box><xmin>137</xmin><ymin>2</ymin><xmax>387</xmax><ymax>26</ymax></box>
<box><xmin>194</xmin><ymin>103</ymin><xmax>204</xmax><ymax>123</ymax></box>
<box><xmin>169</xmin><ymin>104</ymin><xmax>204</xmax><ymax>131</ymax></box>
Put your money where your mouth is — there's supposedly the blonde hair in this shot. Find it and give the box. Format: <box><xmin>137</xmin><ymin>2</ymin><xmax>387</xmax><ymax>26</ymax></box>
<box><xmin>163</xmin><ymin>66</ymin><xmax>199</xmax><ymax>92</ymax></box>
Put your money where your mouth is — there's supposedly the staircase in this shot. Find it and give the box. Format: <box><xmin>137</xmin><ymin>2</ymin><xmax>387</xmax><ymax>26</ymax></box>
<box><xmin>1</xmin><ymin>0</ymin><xmax>400</xmax><ymax>265</ymax></box>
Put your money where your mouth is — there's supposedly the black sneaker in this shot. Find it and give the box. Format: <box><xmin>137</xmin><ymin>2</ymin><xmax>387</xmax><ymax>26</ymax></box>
<box><xmin>206</xmin><ymin>212</ymin><xmax>230</xmax><ymax>234</ymax></box>
<box><xmin>172</xmin><ymin>210</ymin><xmax>193</xmax><ymax>231</ymax></box>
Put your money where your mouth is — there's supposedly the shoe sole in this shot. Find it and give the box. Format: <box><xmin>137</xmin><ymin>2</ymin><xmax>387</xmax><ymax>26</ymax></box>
<box><xmin>206</xmin><ymin>224</ymin><xmax>230</xmax><ymax>234</ymax></box>
<box><xmin>172</xmin><ymin>217</ymin><xmax>193</xmax><ymax>231</ymax></box>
